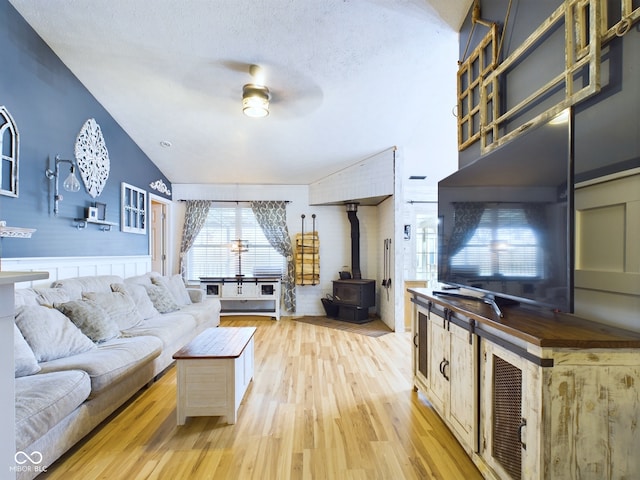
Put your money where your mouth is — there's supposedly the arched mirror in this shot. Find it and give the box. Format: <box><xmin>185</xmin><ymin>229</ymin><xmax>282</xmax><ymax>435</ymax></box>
<box><xmin>0</xmin><ymin>106</ymin><xmax>19</xmax><ymax>197</ymax></box>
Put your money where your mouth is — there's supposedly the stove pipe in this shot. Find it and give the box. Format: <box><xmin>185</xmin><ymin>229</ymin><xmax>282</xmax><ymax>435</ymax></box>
<box><xmin>346</xmin><ymin>202</ymin><xmax>362</xmax><ymax>280</ymax></box>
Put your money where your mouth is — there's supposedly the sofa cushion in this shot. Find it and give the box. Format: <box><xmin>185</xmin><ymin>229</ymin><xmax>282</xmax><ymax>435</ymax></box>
<box><xmin>111</xmin><ymin>282</ymin><xmax>159</xmax><ymax>319</ymax></box>
<box><xmin>178</xmin><ymin>298</ymin><xmax>222</xmax><ymax>329</ymax></box>
<box><xmin>187</xmin><ymin>288</ymin><xmax>204</xmax><ymax>303</ymax></box>
<box><xmin>152</xmin><ymin>274</ymin><xmax>192</xmax><ymax>306</ymax></box>
<box><xmin>55</xmin><ymin>299</ymin><xmax>120</xmax><ymax>343</ymax></box>
<box><xmin>143</xmin><ymin>283</ymin><xmax>180</xmax><ymax>313</ymax></box>
<box><xmin>121</xmin><ymin>312</ymin><xmax>197</xmax><ymax>349</ymax></box>
<box><xmin>14</xmin><ymin>323</ymin><xmax>41</xmax><ymax>377</ymax></box>
<box><xmin>15</xmin><ymin>305</ymin><xmax>96</xmax><ymax>362</ymax></box>
<box><xmin>82</xmin><ymin>291</ymin><xmax>143</xmax><ymax>331</ymax></box>
<box><xmin>51</xmin><ymin>275</ymin><xmax>123</xmax><ymax>300</ymax></box>
<box><xmin>38</xmin><ymin>336</ymin><xmax>162</xmax><ymax>398</ymax></box>
<box><xmin>15</xmin><ymin>370</ymin><xmax>91</xmax><ymax>451</ymax></box>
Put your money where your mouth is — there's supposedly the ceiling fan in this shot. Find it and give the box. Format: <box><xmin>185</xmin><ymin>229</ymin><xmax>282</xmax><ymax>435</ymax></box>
<box><xmin>219</xmin><ymin>61</ymin><xmax>322</xmax><ymax>119</ymax></box>
<box><xmin>242</xmin><ymin>64</ymin><xmax>271</xmax><ymax>118</ymax></box>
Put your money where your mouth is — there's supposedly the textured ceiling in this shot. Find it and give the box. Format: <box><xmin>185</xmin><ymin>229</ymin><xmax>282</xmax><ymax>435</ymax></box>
<box><xmin>9</xmin><ymin>0</ymin><xmax>472</xmax><ymax>186</ymax></box>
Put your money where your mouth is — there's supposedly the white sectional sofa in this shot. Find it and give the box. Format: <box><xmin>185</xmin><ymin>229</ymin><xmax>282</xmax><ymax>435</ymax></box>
<box><xmin>12</xmin><ymin>273</ymin><xmax>220</xmax><ymax>480</ymax></box>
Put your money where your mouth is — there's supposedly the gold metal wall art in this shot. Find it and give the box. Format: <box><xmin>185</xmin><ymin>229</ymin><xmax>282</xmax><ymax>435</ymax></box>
<box><xmin>455</xmin><ymin>0</ymin><xmax>636</xmax><ymax>154</ymax></box>
<box><xmin>479</xmin><ymin>0</ymin><xmax>602</xmax><ymax>154</ymax></box>
<box><xmin>457</xmin><ymin>24</ymin><xmax>499</xmax><ymax>151</ymax></box>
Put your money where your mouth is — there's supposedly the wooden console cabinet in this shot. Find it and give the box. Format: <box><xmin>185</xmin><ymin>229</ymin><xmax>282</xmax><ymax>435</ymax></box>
<box><xmin>410</xmin><ymin>288</ymin><xmax>640</xmax><ymax>480</ymax></box>
<box><xmin>413</xmin><ymin>302</ymin><xmax>478</xmax><ymax>451</ymax></box>
<box><xmin>200</xmin><ymin>277</ymin><xmax>281</xmax><ymax>320</ymax></box>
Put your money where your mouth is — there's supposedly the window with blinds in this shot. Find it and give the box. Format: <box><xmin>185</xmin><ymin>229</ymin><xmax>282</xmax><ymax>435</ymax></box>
<box><xmin>185</xmin><ymin>203</ymin><xmax>285</xmax><ymax>282</ymax></box>
<box><xmin>451</xmin><ymin>206</ymin><xmax>541</xmax><ymax>278</ymax></box>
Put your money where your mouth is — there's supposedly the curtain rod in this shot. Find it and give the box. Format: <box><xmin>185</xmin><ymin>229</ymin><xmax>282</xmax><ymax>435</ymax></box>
<box><xmin>406</xmin><ymin>200</ymin><xmax>437</xmax><ymax>204</ymax></box>
<box><xmin>178</xmin><ymin>200</ymin><xmax>291</xmax><ymax>203</ymax></box>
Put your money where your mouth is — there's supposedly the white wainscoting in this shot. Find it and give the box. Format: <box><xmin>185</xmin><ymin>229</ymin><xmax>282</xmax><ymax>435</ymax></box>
<box><xmin>574</xmin><ymin>169</ymin><xmax>640</xmax><ymax>331</ymax></box>
<box><xmin>2</xmin><ymin>255</ymin><xmax>152</xmax><ymax>287</ymax></box>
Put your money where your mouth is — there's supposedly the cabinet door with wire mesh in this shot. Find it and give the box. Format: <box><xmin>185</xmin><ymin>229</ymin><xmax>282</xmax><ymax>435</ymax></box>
<box><xmin>480</xmin><ymin>340</ymin><xmax>542</xmax><ymax>480</ymax></box>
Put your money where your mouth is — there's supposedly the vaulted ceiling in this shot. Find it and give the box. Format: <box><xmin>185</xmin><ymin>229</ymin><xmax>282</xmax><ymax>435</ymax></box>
<box><xmin>9</xmin><ymin>0</ymin><xmax>472</xmax><ymax>186</ymax></box>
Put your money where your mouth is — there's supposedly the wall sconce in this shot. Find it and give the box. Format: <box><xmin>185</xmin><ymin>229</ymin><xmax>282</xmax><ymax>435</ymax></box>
<box><xmin>45</xmin><ymin>155</ymin><xmax>81</xmax><ymax>216</ymax></box>
<box><xmin>242</xmin><ymin>84</ymin><xmax>271</xmax><ymax>118</ymax></box>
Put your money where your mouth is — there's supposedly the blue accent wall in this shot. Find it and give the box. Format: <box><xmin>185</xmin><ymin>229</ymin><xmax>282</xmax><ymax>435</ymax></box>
<box><xmin>0</xmin><ymin>1</ymin><xmax>171</xmax><ymax>258</ymax></box>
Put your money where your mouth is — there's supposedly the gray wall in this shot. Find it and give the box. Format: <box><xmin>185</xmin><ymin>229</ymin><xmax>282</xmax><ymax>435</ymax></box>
<box><xmin>0</xmin><ymin>1</ymin><xmax>172</xmax><ymax>258</ymax></box>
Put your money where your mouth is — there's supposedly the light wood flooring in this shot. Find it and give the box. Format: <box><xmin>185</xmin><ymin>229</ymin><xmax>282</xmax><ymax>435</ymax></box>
<box><xmin>40</xmin><ymin>317</ymin><xmax>483</xmax><ymax>479</ymax></box>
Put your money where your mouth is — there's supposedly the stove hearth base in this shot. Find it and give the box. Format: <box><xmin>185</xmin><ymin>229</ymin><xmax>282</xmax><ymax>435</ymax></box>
<box><xmin>336</xmin><ymin>305</ymin><xmax>372</xmax><ymax>324</ymax></box>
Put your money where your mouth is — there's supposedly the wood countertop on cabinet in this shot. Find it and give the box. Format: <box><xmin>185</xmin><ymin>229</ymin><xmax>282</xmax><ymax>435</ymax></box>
<box><xmin>408</xmin><ymin>288</ymin><xmax>640</xmax><ymax>349</ymax></box>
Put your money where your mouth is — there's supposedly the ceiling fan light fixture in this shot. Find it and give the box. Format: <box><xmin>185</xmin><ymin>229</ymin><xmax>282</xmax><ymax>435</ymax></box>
<box><xmin>242</xmin><ymin>83</ymin><xmax>271</xmax><ymax>118</ymax></box>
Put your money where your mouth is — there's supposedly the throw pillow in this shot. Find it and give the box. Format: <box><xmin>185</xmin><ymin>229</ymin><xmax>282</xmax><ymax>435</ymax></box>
<box><xmin>14</xmin><ymin>288</ymin><xmax>40</xmax><ymax>307</ymax></box>
<box><xmin>14</xmin><ymin>323</ymin><xmax>41</xmax><ymax>377</ymax></box>
<box><xmin>82</xmin><ymin>291</ymin><xmax>143</xmax><ymax>331</ymax></box>
<box><xmin>151</xmin><ymin>274</ymin><xmax>192</xmax><ymax>306</ymax></box>
<box><xmin>34</xmin><ymin>288</ymin><xmax>71</xmax><ymax>307</ymax></box>
<box><xmin>143</xmin><ymin>283</ymin><xmax>180</xmax><ymax>313</ymax></box>
<box><xmin>111</xmin><ymin>283</ymin><xmax>159</xmax><ymax>319</ymax></box>
<box><xmin>14</xmin><ymin>305</ymin><xmax>96</xmax><ymax>362</ymax></box>
<box><xmin>55</xmin><ymin>299</ymin><xmax>120</xmax><ymax>343</ymax></box>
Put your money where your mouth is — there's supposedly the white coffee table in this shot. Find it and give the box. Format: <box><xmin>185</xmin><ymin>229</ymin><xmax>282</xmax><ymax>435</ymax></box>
<box><xmin>173</xmin><ymin>327</ymin><xmax>256</xmax><ymax>425</ymax></box>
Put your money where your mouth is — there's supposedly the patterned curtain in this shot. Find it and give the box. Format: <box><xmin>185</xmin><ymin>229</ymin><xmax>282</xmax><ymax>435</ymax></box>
<box><xmin>523</xmin><ymin>203</ymin><xmax>549</xmax><ymax>272</ymax></box>
<box><xmin>523</xmin><ymin>204</ymin><xmax>547</xmax><ymax>241</ymax></box>
<box><xmin>251</xmin><ymin>201</ymin><xmax>296</xmax><ymax>312</ymax></box>
<box><xmin>441</xmin><ymin>202</ymin><xmax>486</xmax><ymax>276</ymax></box>
<box><xmin>179</xmin><ymin>200</ymin><xmax>212</xmax><ymax>278</ymax></box>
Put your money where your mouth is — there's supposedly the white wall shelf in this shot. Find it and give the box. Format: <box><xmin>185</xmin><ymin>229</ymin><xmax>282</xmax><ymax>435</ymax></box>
<box><xmin>73</xmin><ymin>218</ymin><xmax>118</xmax><ymax>231</ymax></box>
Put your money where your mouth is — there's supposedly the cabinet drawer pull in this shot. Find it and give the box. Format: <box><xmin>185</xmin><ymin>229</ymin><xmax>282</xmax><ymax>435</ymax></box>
<box><xmin>519</xmin><ymin>418</ymin><xmax>527</xmax><ymax>450</ymax></box>
<box><xmin>413</xmin><ymin>333</ymin><xmax>419</xmax><ymax>348</ymax></box>
<box><xmin>439</xmin><ymin>359</ymin><xmax>450</xmax><ymax>380</ymax></box>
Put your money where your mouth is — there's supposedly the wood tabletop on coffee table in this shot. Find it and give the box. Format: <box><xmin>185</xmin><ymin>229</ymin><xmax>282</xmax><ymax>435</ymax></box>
<box><xmin>173</xmin><ymin>327</ymin><xmax>257</xmax><ymax>359</ymax></box>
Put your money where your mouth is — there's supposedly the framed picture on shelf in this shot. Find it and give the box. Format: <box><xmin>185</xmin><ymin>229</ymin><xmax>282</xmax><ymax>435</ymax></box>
<box><xmin>87</xmin><ymin>206</ymin><xmax>98</xmax><ymax>220</ymax></box>
<box><xmin>95</xmin><ymin>202</ymin><xmax>107</xmax><ymax>221</ymax></box>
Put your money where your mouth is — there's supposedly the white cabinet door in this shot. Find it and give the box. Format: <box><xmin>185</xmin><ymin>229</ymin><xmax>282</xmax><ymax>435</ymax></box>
<box><xmin>428</xmin><ymin>317</ymin><xmax>450</xmax><ymax>415</ymax></box>
<box><xmin>222</xmin><ymin>282</ymin><xmax>258</xmax><ymax>298</ymax></box>
<box><xmin>449</xmin><ymin>322</ymin><xmax>478</xmax><ymax>450</ymax></box>
<box><xmin>480</xmin><ymin>340</ymin><xmax>537</xmax><ymax>480</ymax></box>
<box><xmin>426</xmin><ymin>312</ymin><xmax>478</xmax><ymax>453</ymax></box>
<box><xmin>412</xmin><ymin>304</ymin><xmax>430</xmax><ymax>393</ymax></box>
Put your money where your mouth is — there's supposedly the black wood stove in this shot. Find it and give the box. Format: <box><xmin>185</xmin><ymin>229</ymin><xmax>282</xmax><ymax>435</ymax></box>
<box><xmin>332</xmin><ymin>278</ymin><xmax>375</xmax><ymax>323</ymax></box>
<box><xmin>331</xmin><ymin>202</ymin><xmax>376</xmax><ymax>323</ymax></box>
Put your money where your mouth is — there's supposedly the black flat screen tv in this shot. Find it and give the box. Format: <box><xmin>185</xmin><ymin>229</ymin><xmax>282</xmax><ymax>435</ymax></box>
<box><xmin>437</xmin><ymin>120</ymin><xmax>573</xmax><ymax>316</ymax></box>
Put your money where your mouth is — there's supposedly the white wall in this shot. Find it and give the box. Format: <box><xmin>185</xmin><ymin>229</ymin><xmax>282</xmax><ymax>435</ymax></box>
<box><xmin>377</xmin><ymin>196</ymin><xmax>398</xmax><ymax>330</ymax></box>
<box><xmin>171</xmin><ymin>184</ymin><xmax>382</xmax><ymax>318</ymax></box>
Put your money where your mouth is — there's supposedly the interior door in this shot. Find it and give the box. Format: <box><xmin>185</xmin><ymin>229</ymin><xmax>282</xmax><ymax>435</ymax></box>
<box><xmin>151</xmin><ymin>199</ymin><xmax>167</xmax><ymax>275</ymax></box>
